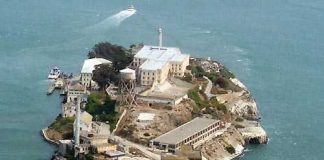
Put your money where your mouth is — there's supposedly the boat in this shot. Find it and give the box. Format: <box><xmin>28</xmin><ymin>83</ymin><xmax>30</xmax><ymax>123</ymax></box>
<box><xmin>48</xmin><ymin>66</ymin><xmax>61</xmax><ymax>79</ymax></box>
<box><xmin>127</xmin><ymin>5</ymin><xmax>136</xmax><ymax>12</ymax></box>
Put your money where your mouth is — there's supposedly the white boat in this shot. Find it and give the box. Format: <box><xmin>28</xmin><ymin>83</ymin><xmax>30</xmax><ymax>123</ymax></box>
<box><xmin>48</xmin><ymin>66</ymin><xmax>61</xmax><ymax>79</ymax></box>
<box><xmin>128</xmin><ymin>5</ymin><xmax>136</xmax><ymax>12</ymax></box>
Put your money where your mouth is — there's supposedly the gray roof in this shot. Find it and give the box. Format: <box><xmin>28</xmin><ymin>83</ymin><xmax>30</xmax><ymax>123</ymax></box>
<box><xmin>81</xmin><ymin>58</ymin><xmax>112</xmax><ymax>73</ymax></box>
<box><xmin>135</xmin><ymin>45</ymin><xmax>189</xmax><ymax>63</ymax></box>
<box><xmin>152</xmin><ymin>117</ymin><xmax>219</xmax><ymax>145</ymax></box>
<box><xmin>139</xmin><ymin>59</ymin><xmax>168</xmax><ymax>71</ymax></box>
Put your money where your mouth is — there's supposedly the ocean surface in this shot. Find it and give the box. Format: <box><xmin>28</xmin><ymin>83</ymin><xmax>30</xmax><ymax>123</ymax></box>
<box><xmin>0</xmin><ymin>0</ymin><xmax>323</xmax><ymax>159</ymax></box>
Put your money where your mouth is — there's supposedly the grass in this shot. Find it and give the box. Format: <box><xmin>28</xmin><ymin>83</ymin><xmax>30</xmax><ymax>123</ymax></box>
<box><xmin>187</xmin><ymin>87</ymin><xmax>208</xmax><ymax>109</ymax></box>
<box><xmin>49</xmin><ymin>116</ymin><xmax>75</xmax><ymax>133</ymax></box>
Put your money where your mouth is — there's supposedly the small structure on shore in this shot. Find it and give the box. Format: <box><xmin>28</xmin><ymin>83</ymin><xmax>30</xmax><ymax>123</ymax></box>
<box><xmin>137</xmin><ymin>113</ymin><xmax>155</xmax><ymax>123</ymax></box>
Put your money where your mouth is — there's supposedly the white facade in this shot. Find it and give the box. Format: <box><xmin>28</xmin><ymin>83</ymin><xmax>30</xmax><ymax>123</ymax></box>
<box><xmin>81</xmin><ymin>58</ymin><xmax>112</xmax><ymax>87</ymax></box>
<box><xmin>150</xmin><ymin>117</ymin><xmax>223</xmax><ymax>153</ymax></box>
<box><xmin>133</xmin><ymin>46</ymin><xmax>190</xmax><ymax>86</ymax></box>
<box><xmin>66</xmin><ymin>83</ymin><xmax>86</xmax><ymax>103</ymax></box>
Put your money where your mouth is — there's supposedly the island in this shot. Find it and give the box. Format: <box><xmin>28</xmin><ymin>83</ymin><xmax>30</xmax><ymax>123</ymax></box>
<box><xmin>43</xmin><ymin>28</ymin><xmax>267</xmax><ymax>160</ymax></box>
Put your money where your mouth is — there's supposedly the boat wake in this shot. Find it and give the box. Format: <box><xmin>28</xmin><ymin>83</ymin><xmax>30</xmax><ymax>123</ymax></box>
<box><xmin>85</xmin><ymin>9</ymin><xmax>136</xmax><ymax>33</ymax></box>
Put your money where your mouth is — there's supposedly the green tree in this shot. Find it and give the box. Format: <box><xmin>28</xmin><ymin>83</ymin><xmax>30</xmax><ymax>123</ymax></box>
<box><xmin>92</xmin><ymin>64</ymin><xmax>118</xmax><ymax>89</ymax></box>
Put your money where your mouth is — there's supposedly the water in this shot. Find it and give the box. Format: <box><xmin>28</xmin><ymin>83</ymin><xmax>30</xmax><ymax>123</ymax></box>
<box><xmin>0</xmin><ymin>0</ymin><xmax>323</xmax><ymax>159</ymax></box>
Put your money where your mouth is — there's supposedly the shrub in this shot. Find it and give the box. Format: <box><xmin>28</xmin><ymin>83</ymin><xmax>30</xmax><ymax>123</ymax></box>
<box><xmin>191</xmin><ymin>65</ymin><xmax>205</xmax><ymax>78</ymax></box>
<box><xmin>182</xmin><ymin>73</ymin><xmax>193</xmax><ymax>82</ymax></box>
<box><xmin>225</xmin><ymin>145</ymin><xmax>236</xmax><ymax>154</ymax></box>
<box><xmin>219</xmin><ymin>67</ymin><xmax>235</xmax><ymax>79</ymax></box>
<box><xmin>235</xmin><ymin>117</ymin><xmax>244</xmax><ymax>122</ymax></box>
<box><xmin>216</xmin><ymin>104</ymin><xmax>227</xmax><ymax>113</ymax></box>
<box><xmin>188</xmin><ymin>88</ymin><xmax>208</xmax><ymax>109</ymax></box>
<box><xmin>215</xmin><ymin>77</ymin><xmax>229</xmax><ymax>88</ymax></box>
<box><xmin>235</xmin><ymin>124</ymin><xmax>245</xmax><ymax>129</ymax></box>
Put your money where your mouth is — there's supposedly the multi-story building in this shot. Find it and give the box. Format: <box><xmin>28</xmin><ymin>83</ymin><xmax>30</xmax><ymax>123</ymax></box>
<box><xmin>66</xmin><ymin>83</ymin><xmax>86</xmax><ymax>103</ymax></box>
<box><xmin>150</xmin><ymin>117</ymin><xmax>223</xmax><ymax>153</ymax></box>
<box><xmin>81</xmin><ymin>58</ymin><xmax>112</xmax><ymax>88</ymax></box>
<box><xmin>132</xmin><ymin>28</ymin><xmax>190</xmax><ymax>86</ymax></box>
<box><xmin>133</xmin><ymin>46</ymin><xmax>190</xmax><ymax>86</ymax></box>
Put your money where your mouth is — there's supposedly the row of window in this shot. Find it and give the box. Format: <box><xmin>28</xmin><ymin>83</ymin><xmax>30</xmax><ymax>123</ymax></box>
<box><xmin>142</xmin><ymin>72</ymin><xmax>155</xmax><ymax>76</ymax></box>
<box><xmin>142</xmin><ymin>76</ymin><xmax>155</xmax><ymax>80</ymax></box>
<box><xmin>171</xmin><ymin>64</ymin><xmax>182</xmax><ymax>68</ymax></box>
<box><xmin>176</xmin><ymin>123</ymin><xmax>220</xmax><ymax>147</ymax></box>
<box><xmin>68</xmin><ymin>91</ymin><xmax>84</xmax><ymax>95</ymax></box>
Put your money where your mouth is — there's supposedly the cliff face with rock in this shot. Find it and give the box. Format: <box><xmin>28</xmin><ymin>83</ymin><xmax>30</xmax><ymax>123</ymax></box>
<box><xmin>189</xmin><ymin>58</ymin><xmax>267</xmax><ymax>159</ymax></box>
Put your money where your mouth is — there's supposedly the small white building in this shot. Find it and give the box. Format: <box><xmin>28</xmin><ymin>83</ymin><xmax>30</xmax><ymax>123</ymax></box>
<box><xmin>81</xmin><ymin>58</ymin><xmax>112</xmax><ymax>88</ymax></box>
<box><xmin>66</xmin><ymin>83</ymin><xmax>86</xmax><ymax>103</ymax></box>
<box><xmin>137</xmin><ymin>113</ymin><xmax>155</xmax><ymax>123</ymax></box>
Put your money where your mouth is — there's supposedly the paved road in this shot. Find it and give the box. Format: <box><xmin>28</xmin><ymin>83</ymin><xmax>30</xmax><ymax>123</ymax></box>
<box><xmin>112</xmin><ymin>135</ymin><xmax>161</xmax><ymax>160</ymax></box>
<box><xmin>203</xmin><ymin>76</ymin><xmax>215</xmax><ymax>99</ymax></box>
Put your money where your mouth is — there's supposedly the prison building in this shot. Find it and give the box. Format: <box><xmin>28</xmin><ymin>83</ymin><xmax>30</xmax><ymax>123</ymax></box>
<box><xmin>150</xmin><ymin>117</ymin><xmax>222</xmax><ymax>153</ymax></box>
<box><xmin>133</xmin><ymin>45</ymin><xmax>190</xmax><ymax>86</ymax></box>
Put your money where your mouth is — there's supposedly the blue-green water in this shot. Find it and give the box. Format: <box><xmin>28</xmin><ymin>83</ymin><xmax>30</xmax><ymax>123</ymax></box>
<box><xmin>1</xmin><ymin>0</ymin><xmax>323</xmax><ymax>159</ymax></box>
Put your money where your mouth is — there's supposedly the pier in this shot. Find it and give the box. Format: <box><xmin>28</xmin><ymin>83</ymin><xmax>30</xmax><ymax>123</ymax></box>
<box><xmin>47</xmin><ymin>83</ymin><xmax>55</xmax><ymax>95</ymax></box>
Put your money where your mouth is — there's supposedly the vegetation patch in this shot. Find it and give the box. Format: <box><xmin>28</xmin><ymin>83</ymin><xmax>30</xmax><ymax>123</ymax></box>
<box><xmin>85</xmin><ymin>92</ymin><xmax>120</xmax><ymax>132</ymax></box>
<box><xmin>235</xmin><ymin>117</ymin><xmax>244</xmax><ymax>122</ymax></box>
<box><xmin>48</xmin><ymin>116</ymin><xmax>75</xmax><ymax>139</ymax></box>
<box><xmin>209</xmin><ymin>97</ymin><xmax>228</xmax><ymax>113</ymax></box>
<box><xmin>225</xmin><ymin>145</ymin><xmax>236</xmax><ymax>154</ymax></box>
<box><xmin>187</xmin><ymin>87</ymin><xmax>208</xmax><ymax>109</ymax></box>
<box><xmin>90</xmin><ymin>42</ymin><xmax>134</xmax><ymax>89</ymax></box>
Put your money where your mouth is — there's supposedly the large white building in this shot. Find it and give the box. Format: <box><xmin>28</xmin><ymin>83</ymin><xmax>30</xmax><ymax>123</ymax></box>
<box><xmin>150</xmin><ymin>117</ymin><xmax>223</xmax><ymax>153</ymax></box>
<box><xmin>132</xmin><ymin>28</ymin><xmax>190</xmax><ymax>86</ymax></box>
<box><xmin>81</xmin><ymin>58</ymin><xmax>112</xmax><ymax>88</ymax></box>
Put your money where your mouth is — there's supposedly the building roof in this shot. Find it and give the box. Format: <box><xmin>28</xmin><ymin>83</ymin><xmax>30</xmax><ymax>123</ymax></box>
<box><xmin>81</xmin><ymin>111</ymin><xmax>93</xmax><ymax>126</ymax></box>
<box><xmin>105</xmin><ymin>150</ymin><xmax>126</xmax><ymax>157</ymax></box>
<box><xmin>81</xmin><ymin>58</ymin><xmax>112</xmax><ymax>74</ymax></box>
<box><xmin>152</xmin><ymin>117</ymin><xmax>219</xmax><ymax>145</ymax></box>
<box><xmin>137</xmin><ymin>113</ymin><xmax>155</xmax><ymax>121</ymax></box>
<box><xmin>69</xmin><ymin>83</ymin><xmax>86</xmax><ymax>91</ymax></box>
<box><xmin>135</xmin><ymin>45</ymin><xmax>189</xmax><ymax>63</ymax></box>
<box><xmin>139</xmin><ymin>59</ymin><xmax>168</xmax><ymax>71</ymax></box>
<box><xmin>120</xmin><ymin>68</ymin><xmax>136</xmax><ymax>74</ymax></box>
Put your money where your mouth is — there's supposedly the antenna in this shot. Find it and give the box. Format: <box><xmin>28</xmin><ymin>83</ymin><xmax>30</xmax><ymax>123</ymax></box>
<box><xmin>158</xmin><ymin>28</ymin><xmax>163</xmax><ymax>47</ymax></box>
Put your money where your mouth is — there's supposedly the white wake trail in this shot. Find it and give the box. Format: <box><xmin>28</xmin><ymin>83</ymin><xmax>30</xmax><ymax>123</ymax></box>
<box><xmin>85</xmin><ymin>10</ymin><xmax>136</xmax><ymax>33</ymax></box>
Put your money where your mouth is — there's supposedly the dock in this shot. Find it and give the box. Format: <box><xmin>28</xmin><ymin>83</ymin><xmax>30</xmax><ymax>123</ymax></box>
<box><xmin>47</xmin><ymin>83</ymin><xmax>55</xmax><ymax>95</ymax></box>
